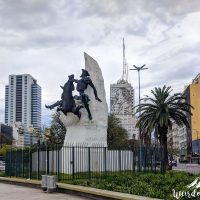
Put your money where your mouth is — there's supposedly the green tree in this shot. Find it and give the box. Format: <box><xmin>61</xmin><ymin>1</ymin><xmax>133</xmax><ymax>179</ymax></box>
<box><xmin>135</xmin><ymin>86</ymin><xmax>192</xmax><ymax>172</ymax></box>
<box><xmin>0</xmin><ymin>144</ymin><xmax>12</xmax><ymax>157</ymax></box>
<box><xmin>107</xmin><ymin>114</ymin><xmax>128</xmax><ymax>148</ymax></box>
<box><xmin>45</xmin><ymin>112</ymin><xmax>66</xmax><ymax>146</ymax></box>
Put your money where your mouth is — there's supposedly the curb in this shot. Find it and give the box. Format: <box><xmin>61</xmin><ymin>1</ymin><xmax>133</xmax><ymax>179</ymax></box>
<box><xmin>0</xmin><ymin>177</ymin><xmax>162</xmax><ymax>200</ymax></box>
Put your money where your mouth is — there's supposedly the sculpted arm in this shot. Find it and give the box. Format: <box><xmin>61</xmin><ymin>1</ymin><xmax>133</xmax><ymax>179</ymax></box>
<box><xmin>73</xmin><ymin>79</ymin><xmax>79</xmax><ymax>83</ymax></box>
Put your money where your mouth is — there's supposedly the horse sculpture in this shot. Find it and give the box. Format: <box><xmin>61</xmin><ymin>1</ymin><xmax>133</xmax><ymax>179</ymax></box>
<box><xmin>45</xmin><ymin>74</ymin><xmax>82</xmax><ymax>118</ymax></box>
<box><xmin>45</xmin><ymin>70</ymin><xmax>102</xmax><ymax>120</ymax></box>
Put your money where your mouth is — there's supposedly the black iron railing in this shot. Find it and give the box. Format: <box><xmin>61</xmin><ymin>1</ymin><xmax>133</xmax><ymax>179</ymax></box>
<box><xmin>5</xmin><ymin>145</ymin><xmax>163</xmax><ymax>181</ymax></box>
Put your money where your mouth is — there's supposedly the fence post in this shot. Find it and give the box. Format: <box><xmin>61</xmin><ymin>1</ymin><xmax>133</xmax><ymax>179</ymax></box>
<box><xmin>22</xmin><ymin>149</ymin><xmax>24</xmax><ymax>178</ymax></box>
<box><xmin>57</xmin><ymin>145</ymin><xmax>60</xmax><ymax>181</ymax></box>
<box><xmin>88</xmin><ymin>147</ymin><xmax>91</xmax><ymax>178</ymax></box>
<box><xmin>4</xmin><ymin>152</ymin><xmax>7</xmax><ymax>176</ymax></box>
<box><xmin>150</xmin><ymin>147</ymin><xmax>153</xmax><ymax>171</ymax></box>
<box><xmin>118</xmin><ymin>149</ymin><xmax>121</xmax><ymax>173</ymax></box>
<box><xmin>72</xmin><ymin>146</ymin><xmax>75</xmax><ymax>180</ymax></box>
<box><xmin>144</xmin><ymin>147</ymin><xmax>147</xmax><ymax>172</ymax></box>
<box><xmin>15</xmin><ymin>150</ymin><xmax>17</xmax><ymax>177</ymax></box>
<box><xmin>47</xmin><ymin>145</ymin><xmax>49</xmax><ymax>174</ymax></box>
<box><xmin>132</xmin><ymin>147</ymin><xmax>135</xmax><ymax>172</ymax></box>
<box><xmin>104</xmin><ymin>147</ymin><xmax>107</xmax><ymax>176</ymax></box>
<box><xmin>37</xmin><ymin>147</ymin><xmax>40</xmax><ymax>180</ymax></box>
<box><xmin>154</xmin><ymin>147</ymin><xmax>157</xmax><ymax>173</ymax></box>
<box><xmin>8</xmin><ymin>149</ymin><xmax>12</xmax><ymax>177</ymax></box>
<box><xmin>161</xmin><ymin>147</ymin><xmax>164</xmax><ymax>173</ymax></box>
<box><xmin>6</xmin><ymin>151</ymin><xmax>11</xmax><ymax>177</ymax></box>
<box><xmin>29</xmin><ymin>149</ymin><xmax>32</xmax><ymax>179</ymax></box>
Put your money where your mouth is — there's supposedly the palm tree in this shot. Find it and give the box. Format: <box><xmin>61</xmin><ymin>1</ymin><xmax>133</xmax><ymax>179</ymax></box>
<box><xmin>135</xmin><ymin>85</ymin><xmax>192</xmax><ymax>172</ymax></box>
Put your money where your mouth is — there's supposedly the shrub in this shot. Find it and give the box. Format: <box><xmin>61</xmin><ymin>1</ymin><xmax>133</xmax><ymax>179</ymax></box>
<box><xmin>64</xmin><ymin>171</ymin><xmax>199</xmax><ymax>200</ymax></box>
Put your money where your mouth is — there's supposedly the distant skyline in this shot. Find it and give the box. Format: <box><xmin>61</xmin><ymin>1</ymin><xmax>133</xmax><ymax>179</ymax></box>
<box><xmin>0</xmin><ymin>0</ymin><xmax>200</xmax><ymax>125</ymax></box>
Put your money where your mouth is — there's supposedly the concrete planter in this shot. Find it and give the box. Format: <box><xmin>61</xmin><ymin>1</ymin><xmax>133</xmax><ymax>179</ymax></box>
<box><xmin>41</xmin><ymin>175</ymin><xmax>57</xmax><ymax>192</ymax></box>
<box><xmin>41</xmin><ymin>175</ymin><xmax>47</xmax><ymax>191</ymax></box>
<box><xmin>47</xmin><ymin>175</ymin><xmax>57</xmax><ymax>193</ymax></box>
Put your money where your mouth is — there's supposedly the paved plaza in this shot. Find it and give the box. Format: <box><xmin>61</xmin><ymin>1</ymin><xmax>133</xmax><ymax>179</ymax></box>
<box><xmin>0</xmin><ymin>183</ymin><xmax>90</xmax><ymax>200</ymax></box>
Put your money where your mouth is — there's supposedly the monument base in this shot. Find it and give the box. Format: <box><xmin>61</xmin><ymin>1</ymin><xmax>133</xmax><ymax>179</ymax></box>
<box><xmin>60</xmin><ymin>112</ymin><xmax>107</xmax><ymax>147</ymax></box>
<box><xmin>60</xmin><ymin>53</ymin><xmax>108</xmax><ymax>147</ymax></box>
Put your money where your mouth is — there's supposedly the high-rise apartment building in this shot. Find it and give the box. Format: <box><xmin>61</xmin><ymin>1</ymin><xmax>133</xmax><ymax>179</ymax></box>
<box><xmin>5</xmin><ymin>74</ymin><xmax>41</xmax><ymax>129</ymax></box>
<box><xmin>110</xmin><ymin>39</ymin><xmax>138</xmax><ymax>139</ymax></box>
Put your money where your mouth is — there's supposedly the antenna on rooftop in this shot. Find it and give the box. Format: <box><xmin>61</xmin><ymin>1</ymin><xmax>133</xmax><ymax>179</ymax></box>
<box><xmin>122</xmin><ymin>38</ymin><xmax>128</xmax><ymax>82</ymax></box>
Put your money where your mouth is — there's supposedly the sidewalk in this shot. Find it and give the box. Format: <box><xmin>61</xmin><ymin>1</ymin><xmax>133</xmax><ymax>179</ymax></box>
<box><xmin>0</xmin><ymin>182</ymin><xmax>89</xmax><ymax>200</ymax></box>
<box><xmin>0</xmin><ymin>176</ymin><xmax>162</xmax><ymax>200</ymax></box>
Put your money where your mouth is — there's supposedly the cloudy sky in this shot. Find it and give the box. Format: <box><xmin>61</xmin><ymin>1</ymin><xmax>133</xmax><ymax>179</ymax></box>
<box><xmin>0</xmin><ymin>0</ymin><xmax>200</xmax><ymax>126</ymax></box>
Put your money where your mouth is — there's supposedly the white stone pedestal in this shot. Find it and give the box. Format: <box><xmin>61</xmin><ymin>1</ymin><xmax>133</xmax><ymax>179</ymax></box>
<box><xmin>60</xmin><ymin>112</ymin><xmax>107</xmax><ymax>146</ymax></box>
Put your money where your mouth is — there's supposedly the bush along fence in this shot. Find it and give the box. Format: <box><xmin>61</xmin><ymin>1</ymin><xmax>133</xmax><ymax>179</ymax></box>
<box><xmin>5</xmin><ymin>144</ymin><xmax>164</xmax><ymax>181</ymax></box>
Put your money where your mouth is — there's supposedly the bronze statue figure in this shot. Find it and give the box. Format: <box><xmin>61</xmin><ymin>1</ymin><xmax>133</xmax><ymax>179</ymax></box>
<box><xmin>45</xmin><ymin>69</ymin><xmax>102</xmax><ymax>120</ymax></box>
<box><xmin>74</xmin><ymin>69</ymin><xmax>102</xmax><ymax>120</ymax></box>
<box><xmin>45</xmin><ymin>74</ymin><xmax>82</xmax><ymax>118</ymax></box>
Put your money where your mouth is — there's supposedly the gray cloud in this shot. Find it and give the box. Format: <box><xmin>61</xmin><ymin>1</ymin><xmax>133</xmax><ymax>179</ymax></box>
<box><xmin>0</xmin><ymin>0</ymin><xmax>200</xmax><ymax>124</ymax></box>
<box><xmin>0</xmin><ymin>99</ymin><xmax>4</xmax><ymax>122</ymax></box>
<box><xmin>0</xmin><ymin>0</ymin><xmax>57</xmax><ymax>30</ymax></box>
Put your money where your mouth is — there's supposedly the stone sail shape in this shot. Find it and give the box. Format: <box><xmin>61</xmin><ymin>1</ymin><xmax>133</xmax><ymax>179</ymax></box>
<box><xmin>84</xmin><ymin>52</ymin><xmax>108</xmax><ymax>126</ymax></box>
<box><xmin>61</xmin><ymin>52</ymin><xmax>108</xmax><ymax>146</ymax></box>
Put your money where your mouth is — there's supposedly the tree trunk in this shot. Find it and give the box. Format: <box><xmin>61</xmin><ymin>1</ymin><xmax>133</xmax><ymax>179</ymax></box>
<box><xmin>160</xmin><ymin>132</ymin><xmax>168</xmax><ymax>173</ymax></box>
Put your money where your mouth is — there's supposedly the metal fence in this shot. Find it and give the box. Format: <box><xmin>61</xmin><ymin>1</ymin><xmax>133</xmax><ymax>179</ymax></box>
<box><xmin>5</xmin><ymin>145</ymin><xmax>163</xmax><ymax>181</ymax></box>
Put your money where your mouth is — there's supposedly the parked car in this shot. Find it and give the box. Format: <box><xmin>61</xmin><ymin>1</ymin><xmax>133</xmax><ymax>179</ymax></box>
<box><xmin>169</xmin><ymin>160</ymin><xmax>177</xmax><ymax>167</ymax></box>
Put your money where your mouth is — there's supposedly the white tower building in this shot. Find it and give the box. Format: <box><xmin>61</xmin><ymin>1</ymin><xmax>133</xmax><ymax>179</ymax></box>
<box><xmin>110</xmin><ymin>39</ymin><xmax>138</xmax><ymax>139</ymax></box>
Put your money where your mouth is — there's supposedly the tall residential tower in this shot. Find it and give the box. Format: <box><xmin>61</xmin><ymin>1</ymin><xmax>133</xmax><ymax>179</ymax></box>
<box><xmin>5</xmin><ymin>74</ymin><xmax>41</xmax><ymax>129</ymax></box>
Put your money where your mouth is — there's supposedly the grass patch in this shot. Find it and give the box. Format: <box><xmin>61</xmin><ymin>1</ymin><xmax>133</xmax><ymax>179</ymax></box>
<box><xmin>0</xmin><ymin>171</ymin><xmax>5</xmax><ymax>177</ymax></box>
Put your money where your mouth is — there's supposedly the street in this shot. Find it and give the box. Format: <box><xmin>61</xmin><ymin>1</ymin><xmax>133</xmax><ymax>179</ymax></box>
<box><xmin>173</xmin><ymin>163</ymin><xmax>200</xmax><ymax>174</ymax></box>
<box><xmin>0</xmin><ymin>183</ymin><xmax>90</xmax><ymax>200</ymax></box>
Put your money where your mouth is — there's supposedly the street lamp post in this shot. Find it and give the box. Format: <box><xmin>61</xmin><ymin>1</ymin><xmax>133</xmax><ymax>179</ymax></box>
<box><xmin>130</xmin><ymin>64</ymin><xmax>148</xmax><ymax>114</ymax></box>
<box><xmin>130</xmin><ymin>64</ymin><xmax>148</xmax><ymax>170</ymax></box>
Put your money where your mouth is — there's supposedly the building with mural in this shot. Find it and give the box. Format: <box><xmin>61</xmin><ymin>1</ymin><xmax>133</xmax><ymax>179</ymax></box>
<box><xmin>110</xmin><ymin>39</ymin><xmax>138</xmax><ymax>140</ymax></box>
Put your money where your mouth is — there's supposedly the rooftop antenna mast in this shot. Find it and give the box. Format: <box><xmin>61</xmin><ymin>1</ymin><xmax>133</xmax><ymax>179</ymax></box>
<box><xmin>122</xmin><ymin>37</ymin><xmax>128</xmax><ymax>82</ymax></box>
<box><xmin>126</xmin><ymin>63</ymin><xmax>129</xmax><ymax>82</ymax></box>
